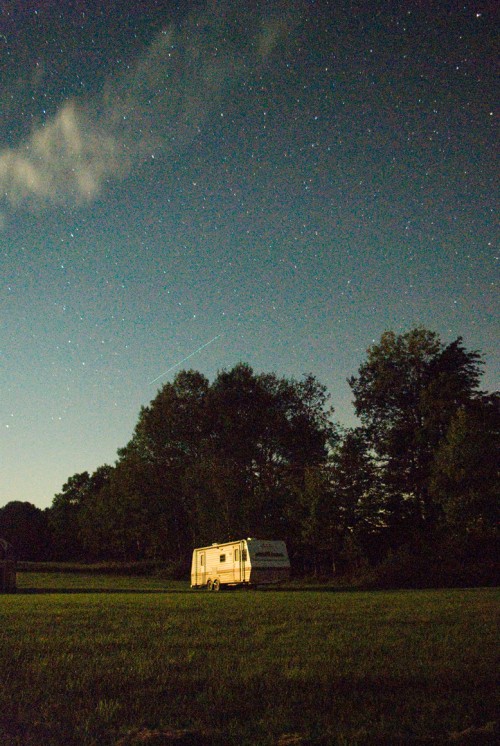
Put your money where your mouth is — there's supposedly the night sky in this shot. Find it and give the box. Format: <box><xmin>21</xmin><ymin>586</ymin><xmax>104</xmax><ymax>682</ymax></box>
<box><xmin>1</xmin><ymin>0</ymin><xmax>498</xmax><ymax>509</ymax></box>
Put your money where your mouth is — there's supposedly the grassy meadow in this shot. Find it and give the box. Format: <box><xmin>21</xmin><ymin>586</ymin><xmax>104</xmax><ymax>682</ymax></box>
<box><xmin>0</xmin><ymin>574</ymin><xmax>498</xmax><ymax>745</ymax></box>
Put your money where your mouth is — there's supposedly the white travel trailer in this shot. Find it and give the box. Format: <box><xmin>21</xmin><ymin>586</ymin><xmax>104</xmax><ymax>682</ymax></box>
<box><xmin>191</xmin><ymin>538</ymin><xmax>290</xmax><ymax>590</ymax></box>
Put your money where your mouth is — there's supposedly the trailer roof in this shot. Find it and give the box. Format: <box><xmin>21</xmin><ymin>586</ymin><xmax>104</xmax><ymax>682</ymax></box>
<box><xmin>192</xmin><ymin>538</ymin><xmax>285</xmax><ymax>552</ymax></box>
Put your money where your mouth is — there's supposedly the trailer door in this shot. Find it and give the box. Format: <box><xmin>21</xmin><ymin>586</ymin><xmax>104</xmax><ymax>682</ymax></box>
<box><xmin>241</xmin><ymin>540</ymin><xmax>248</xmax><ymax>582</ymax></box>
<box><xmin>198</xmin><ymin>552</ymin><xmax>206</xmax><ymax>586</ymax></box>
<box><xmin>233</xmin><ymin>543</ymin><xmax>243</xmax><ymax>582</ymax></box>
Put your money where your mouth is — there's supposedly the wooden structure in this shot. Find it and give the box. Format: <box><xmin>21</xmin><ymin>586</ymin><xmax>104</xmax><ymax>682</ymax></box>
<box><xmin>0</xmin><ymin>538</ymin><xmax>16</xmax><ymax>593</ymax></box>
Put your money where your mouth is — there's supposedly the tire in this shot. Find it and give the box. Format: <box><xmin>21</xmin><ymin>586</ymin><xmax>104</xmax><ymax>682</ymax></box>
<box><xmin>212</xmin><ymin>578</ymin><xmax>220</xmax><ymax>592</ymax></box>
<box><xmin>206</xmin><ymin>579</ymin><xmax>213</xmax><ymax>591</ymax></box>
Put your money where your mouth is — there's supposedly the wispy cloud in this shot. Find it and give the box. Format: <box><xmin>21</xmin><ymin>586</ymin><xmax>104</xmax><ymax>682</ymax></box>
<box><xmin>0</xmin><ymin>100</ymin><xmax>127</xmax><ymax>209</ymax></box>
<box><xmin>0</xmin><ymin>2</ymin><xmax>300</xmax><ymax>221</ymax></box>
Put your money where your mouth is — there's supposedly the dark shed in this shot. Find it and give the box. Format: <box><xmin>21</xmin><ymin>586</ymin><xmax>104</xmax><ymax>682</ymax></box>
<box><xmin>0</xmin><ymin>538</ymin><xmax>16</xmax><ymax>592</ymax></box>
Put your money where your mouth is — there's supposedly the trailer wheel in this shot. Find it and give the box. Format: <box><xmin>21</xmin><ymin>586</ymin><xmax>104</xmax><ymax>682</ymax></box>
<box><xmin>206</xmin><ymin>579</ymin><xmax>213</xmax><ymax>591</ymax></box>
<box><xmin>212</xmin><ymin>578</ymin><xmax>220</xmax><ymax>592</ymax></box>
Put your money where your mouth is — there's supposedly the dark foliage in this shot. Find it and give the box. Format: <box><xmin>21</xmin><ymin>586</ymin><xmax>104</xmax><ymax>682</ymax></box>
<box><xmin>7</xmin><ymin>333</ymin><xmax>498</xmax><ymax>587</ymax></box>
<box><xmin>0</xmin><ymin>501</ymin><xmax>51</xmax><ymax>561</ymax></box>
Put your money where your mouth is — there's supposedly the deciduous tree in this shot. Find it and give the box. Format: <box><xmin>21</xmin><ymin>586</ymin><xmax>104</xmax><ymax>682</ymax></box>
<box><xmin>0</xmin><ymin>501</ymin><xmax>50</xmax><ymax>561</ymax></box>
<box><xmin>349</xmin><ymin>329</ymin><xmax>485</xmax><ymax>542</ymax></box>
<box><xmin>430</xmin><ymin>394</ymin><xmax>500</xmax><ymax>537</ymax></box>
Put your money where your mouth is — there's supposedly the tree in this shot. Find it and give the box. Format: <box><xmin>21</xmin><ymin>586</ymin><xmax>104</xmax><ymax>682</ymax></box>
<box><xmin>80</xmin><ymin>456</ymin><xmax>167</xmax><ymax>561</ymax></box>
<box><xmin>120</xmin><ymin>370</ymin><xmax>211</xmax><ymax>468</ymax></box>
<box><xmin>109</xmin><ymin>370</ymin><xmax>212</xmax><ymax>562</ymax></box>
<box><xmin>327</xmin><ymin>428</ymin><xmax>384</xmax><ymax>568</ymax></box>
<box><xmin>86</xmin><ymin>364</ymin><xmax>335</xmax><ymax>565</ymax></box>
<box><xmin>49</xmin><ymin>466</ymin><xmax>113</xmax><ymax>560</ymax></box>
<box><xmin>349</xmin><ymin>329</ymin><xmax>485</xmax><ymax>543</ymax></box>
<box><xmin>430</xmin><ymin>394</ymin><xmax>500</xmax><ymax>537</ymax></box>
<box><xmin>0</xmin><ymin>501</ymin><xmax>51</xmax><ymax>561</ymax></box>
<box><xmin>296</xmin><ymin>428</ymin><xmax>382</xmax><ymax>576</ymax></box>
<box><xmin>205</xmin><ymin>364</ymin><xmax>335</xmax><ymax>538</ymax></box>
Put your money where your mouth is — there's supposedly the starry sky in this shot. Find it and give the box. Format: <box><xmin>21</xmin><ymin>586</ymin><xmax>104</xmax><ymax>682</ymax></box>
<box><xmin>1</xmin><ymin>0</ymin><xmax>498</xmax><ymax>509</ymax></box>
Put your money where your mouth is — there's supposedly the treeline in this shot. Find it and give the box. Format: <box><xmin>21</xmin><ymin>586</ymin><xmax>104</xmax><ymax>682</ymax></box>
<box><xmin>2</xmin><ymin>329</ymin><xmax>498</xmax><ymax>585</ymax></box>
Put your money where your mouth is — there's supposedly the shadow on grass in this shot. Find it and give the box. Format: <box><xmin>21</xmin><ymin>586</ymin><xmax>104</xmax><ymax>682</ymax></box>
<box><xmin>15</xmin><ymin>587</ymin><xmax>190</xmax><ymax>595</ymax></box>
<box><xmin>17</xmin><ymin>580</ymin><xmax>445</xmax><ymax>595</ymax></box>
<box><xmin>14</xmin><ymin>584</ymin><xmax>358</xmax><ymax>595</ymax></box>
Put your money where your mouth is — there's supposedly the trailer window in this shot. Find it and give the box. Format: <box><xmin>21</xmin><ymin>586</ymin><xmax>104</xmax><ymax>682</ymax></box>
<box><xmin>219</xmin><ymin>554</ymin><xmax>226</xmax><ymax>562</ymax></box>
<box><xmin>242</xmin><ymin>549</ymin><xmax>247</xmax><ymax>561</ymax></box>
<box><xmin>235</xmin><ymin>548</ymin><xmax>239</xmax><ymax>561</ymax></box>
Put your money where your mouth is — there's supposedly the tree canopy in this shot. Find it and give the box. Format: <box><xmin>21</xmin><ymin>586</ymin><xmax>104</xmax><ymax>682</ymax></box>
<box><xmin>0</xmin><ymin>501</ymin><xmax>51</xmax><ymax>561</ymax></box>
<box><xmin>348</xmin><ymin>329</ymin><xmax>487</xmax><ymax>538</ymax></box>
<box><xmin>8</xmin><ymin>329</ymin><xmax>497</xmax><ymax>585</ymax></box>
<box><xmin>75</xmin><ymin>364</ymin><xmax>335</xmax><ymax>565</ymax></box>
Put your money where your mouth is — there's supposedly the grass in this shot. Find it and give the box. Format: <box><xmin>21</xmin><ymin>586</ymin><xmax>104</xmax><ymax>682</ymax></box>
<box><xmin>0</xmin><ymin>574</ymin><xmax>498</xmax><ymax>745</ymax></box>
<box><xmin>15</xmin><ymin>571</ymin><xmax>184</xmax><ymax>593</ymax></box>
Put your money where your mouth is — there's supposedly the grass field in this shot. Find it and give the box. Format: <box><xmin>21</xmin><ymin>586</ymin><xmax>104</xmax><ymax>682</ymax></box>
<box><xmin>0</xmin><ymin>574</ymin><xmax>498</xmax><ymax>745</ymax></box>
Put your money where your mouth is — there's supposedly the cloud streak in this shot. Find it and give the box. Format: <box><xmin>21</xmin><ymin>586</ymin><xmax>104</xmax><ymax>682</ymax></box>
<box><xmin>0</xmin><ymin>1</ymin><xmax>300</xmax><ymax>220</ymax></box>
